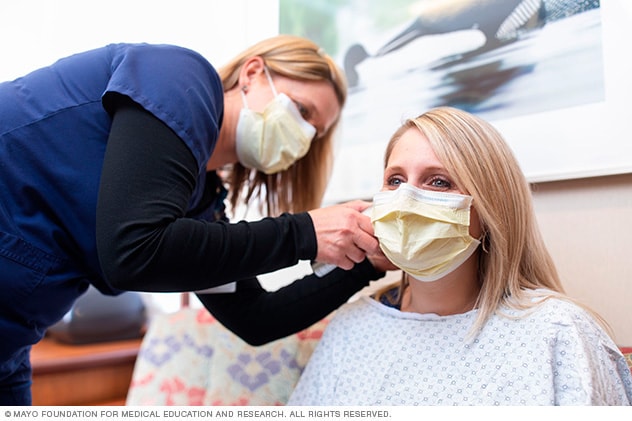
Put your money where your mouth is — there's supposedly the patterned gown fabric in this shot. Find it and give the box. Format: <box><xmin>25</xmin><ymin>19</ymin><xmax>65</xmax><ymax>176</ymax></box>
<box><xmin>289</xmin><ymin>293</ymin><xmax>632</xmax><ymax>405</ymax></box>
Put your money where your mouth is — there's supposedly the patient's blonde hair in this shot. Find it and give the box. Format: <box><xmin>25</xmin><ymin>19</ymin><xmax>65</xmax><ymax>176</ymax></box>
<box><xmin>376</xmin><ymin>106</ymin><xmax>609</xmax><ymax>335</ymax></box>
<box><xmin>219</xmin><ymin>35</ymin><xmax>347</xmax><ymax>216</ymax></box>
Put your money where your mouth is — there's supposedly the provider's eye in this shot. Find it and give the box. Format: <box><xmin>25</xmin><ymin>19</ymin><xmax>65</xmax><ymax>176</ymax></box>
<box><xmin>293</xmin><ymin>100</ymin><xmax>322</xmax><ymax>139</ymax></box>
<box><xmin>293</xmin><ymin>100</ymin><xmax>309</xmax><ymax>120</ymax></box>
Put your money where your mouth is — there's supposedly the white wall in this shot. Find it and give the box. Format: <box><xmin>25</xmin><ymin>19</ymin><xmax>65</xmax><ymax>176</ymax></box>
<box><xmin>0</xmin><ymin>0</ymin><xmax>278</xmax><ymax>82</ymax></box>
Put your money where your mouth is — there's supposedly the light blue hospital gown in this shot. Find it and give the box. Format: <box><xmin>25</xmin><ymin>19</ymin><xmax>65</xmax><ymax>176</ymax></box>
<box><xmin>288</xmin><ymin>292</ymin><xmax>632</xmax><ymax>405</ymax></box>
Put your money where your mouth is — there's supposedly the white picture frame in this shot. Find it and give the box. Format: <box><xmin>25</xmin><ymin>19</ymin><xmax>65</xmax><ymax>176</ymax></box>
<box><xmin>300</xmin><ymin>0</ymin><xmax>632</xmax><ymax>204</ymax></box>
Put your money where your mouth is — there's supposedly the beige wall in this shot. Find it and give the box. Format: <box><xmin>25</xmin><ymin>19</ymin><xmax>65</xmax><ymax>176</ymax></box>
<box><xmin>531</xmin><ymin>173</ymin><xmax>632</xmax><ymax>346</ymax></box>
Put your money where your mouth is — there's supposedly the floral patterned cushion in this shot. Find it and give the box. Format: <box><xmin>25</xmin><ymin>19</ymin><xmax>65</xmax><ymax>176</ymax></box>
<box><xmin>621</xmin><ymin>347</ymin><xmax>632</xmax><ymax>374</ymax></box>
<box><xmin>126</xmin><ymin>307</ymin><xmax>329</xmax><ymax>406</ymax></box>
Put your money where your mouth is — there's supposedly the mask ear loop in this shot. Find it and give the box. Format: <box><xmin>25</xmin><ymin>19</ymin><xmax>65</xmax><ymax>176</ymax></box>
<box><xmin>263</xmin><ymin>66</ymin><xmax>279</xmax><ymax>97</ymax></box>
<box><xmin>239</xmin><ymin>66</ymin><xmax>277</xmax><ymax>108</ymax></box>
<box><xmin>240</xmin><ymin>87</ymin><xmax>250</xmax><ymax>109</ymax></box>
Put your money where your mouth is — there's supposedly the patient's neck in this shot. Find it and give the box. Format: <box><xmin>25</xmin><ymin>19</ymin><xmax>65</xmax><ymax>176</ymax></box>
<box><xmin>400</xmin><ymin>257</ymin><xmax>480</xmax><ymax>316</ymax></box>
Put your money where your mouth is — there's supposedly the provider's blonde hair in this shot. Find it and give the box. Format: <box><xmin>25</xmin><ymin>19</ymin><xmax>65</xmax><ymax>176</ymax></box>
<box><xmin>219</xmin><ymin>35</ymin><xmax>347</xmax><ymax>215</ymax></box>
<box><xmin>377</xmin><ymin>106</ymin><xmax>608</xmax><ymax>335</ymax></box>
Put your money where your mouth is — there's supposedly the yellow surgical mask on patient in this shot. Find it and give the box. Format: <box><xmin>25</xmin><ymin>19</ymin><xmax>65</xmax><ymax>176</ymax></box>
<box><xmin>371</xmin><ymin>183</ymin><xmax>480</xmax><ymax>282</ymax></box>
<box><xmin>235</xmin><ymin>67</ymin><xmax>317</xmax><ymax>174</ymax></box>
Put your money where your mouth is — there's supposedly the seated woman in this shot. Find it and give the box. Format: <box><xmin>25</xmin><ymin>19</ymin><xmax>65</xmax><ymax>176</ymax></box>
<box><xmin>288</xmin><ymin>106</ymin><xmax>632</xmax><ymax>406</ymax></box>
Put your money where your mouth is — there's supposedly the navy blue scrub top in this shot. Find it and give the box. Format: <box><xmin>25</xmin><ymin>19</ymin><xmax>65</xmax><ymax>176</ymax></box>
<box><xmin>0</xmin><ymin>43</ymin><xmax>224</xmax><ymax>378</ymax></box>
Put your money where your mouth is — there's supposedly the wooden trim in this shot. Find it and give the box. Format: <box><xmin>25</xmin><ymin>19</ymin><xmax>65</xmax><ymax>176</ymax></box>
<box><xmin>31</xmin><ymin>338</ymin><xmax>142</xmax><ymax>374</ymax></box>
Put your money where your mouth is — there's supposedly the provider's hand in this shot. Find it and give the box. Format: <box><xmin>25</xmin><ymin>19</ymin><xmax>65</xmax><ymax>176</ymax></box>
<box><xmin>367</xmin><ymin>250</ymin><xmax>398</xmax><ymax>273</ymax></box>
<box><xmin>308</xmin><ymin>200</ymin><xmax>380</xmax><ymax>270</ymax></box>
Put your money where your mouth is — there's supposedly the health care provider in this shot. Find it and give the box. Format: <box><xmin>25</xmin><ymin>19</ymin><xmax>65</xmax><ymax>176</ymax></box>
<box><xmin>0</xmin><ymin>35</ymin><xmax>393</xmax><ymax>405</ymax></box>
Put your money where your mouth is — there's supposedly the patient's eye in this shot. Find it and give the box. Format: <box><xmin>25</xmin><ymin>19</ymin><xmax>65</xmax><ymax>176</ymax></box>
<box><xmin>385</xmin><ymin>176</ymin><xmax>404</xmax><ymax>188</ymax></box>
<box><xmin>427</xmin><ymin>176</ymin><xmax>452</xmax><ymax>190</ymax></box>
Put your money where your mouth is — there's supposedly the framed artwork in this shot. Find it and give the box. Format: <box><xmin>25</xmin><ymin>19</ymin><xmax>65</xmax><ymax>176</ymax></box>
<box><xmin>280</xmin><ymin>0</ymin><xmax>631</xmax><ymax>204</ymax></box>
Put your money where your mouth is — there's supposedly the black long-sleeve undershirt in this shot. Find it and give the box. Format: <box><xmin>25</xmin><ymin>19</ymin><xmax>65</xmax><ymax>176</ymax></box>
<box><xmin>197</xmin><ymin>259</ymin><xmax>380</xmax><ymax>345</ymax></box>
<box><xmin>97</xmin><ymin>96</ymin><xmax>315</xmax><ymax>291</ymax></box>
<box><xmin>96</xmin><ymin>97</ymin><xmax>385</xmax><ymax>344</ymax></box>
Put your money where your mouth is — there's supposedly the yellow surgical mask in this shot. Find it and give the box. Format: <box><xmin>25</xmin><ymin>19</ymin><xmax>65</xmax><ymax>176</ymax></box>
<box><xmin>371</xmin><ymin>183</ymin><xmax>480</xmax><ymax>282</ymax></box>
<box><xmin>235</xmin><ymin>67</ymin><xmax>316</xmax><ymax>174</ymax></box>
